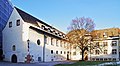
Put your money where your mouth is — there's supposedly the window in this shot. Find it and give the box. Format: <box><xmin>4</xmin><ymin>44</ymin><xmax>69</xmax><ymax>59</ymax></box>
<box><xmin>104</xmin><ymin>50</ymin><xmax>107</xmax><ymax>54</ymax></box>
<box><xmin>37</xmin><ymin>39</ymin><xmax>40</xmax><ymax>45</ymax></box>
<box><xmin>112</xmin><ymin>41</ymin><xmax>117</xmax><ymax>46</ymax></box>
<box><xmin>61</xmin><ymin>51</ymin><xmax>62</xmax><ymax>54</ymax></box>
<box><xmin>64</xmin><ymin>51</ymin><xmax>66</xmax><ymax>54</ymax></box>
<box><xmin>64</xmin><ymin>42</ymin><xmax>66</xmax><ymax>48</ymax></box>
<box><xmin>73</xmin><ymin>45</ymin><xmax>76</xmax><ymax>49</ymax></box>
<box><xmin>60</xmin><ymin>41</ymin><xmax>62</xmax><ymax>47</ymax></box>
<box><xmin>62</xmin><ymin>41</ymin><xmax>64</xmax><ymax>47</ymax></box>
<box><xmin>65</xmin><ymin>43</ymin><xmax>67</xmax><ymax>48</ymax></box>
<box><xmin>67</xmin><ymin>44</ymin><xmax>69</xmax><ymax>49</ymax></box>
<box><xmin>56</xmin><ymin>40</ymin><xmax>59</xmax><ymax>47</ymax></box>
<box><xmin>61</xmin><ymin>41</ymin><xmax>64</xmax><ymax>47</ymax></box>
<box><xmin>95</xmin><ymin>50</ymin><xmax>99</xmax><ymax>55</ymax></box>
<box><xmin>100</xmin><ymin>58</ymin><xmax>103</xmax><ymax>61</ymax></box>
<box><xmin>104</xmin><ymin>58</ymin><xmax>107</xmax><ymax>61</ymax></box>
<box><xmin>108</xmin><ymin>58</ymin><xmax>111</xmax><ymax>61</ymax></box>
<box><xmin>113</xmin><ymin>58</ymin><xmax>116</xmax><ymax>61</ymax></box>
<box><xmin>51</xmin><ymin>50</ymin><xmax>53</xmax><ymax>54</ymax></box>
<box><xmin>96</xmin><ymin>58</ymin><xmax>99</xmax><ymax>61</ymax></box>
<box><xmin>73</xmin><ymin>52</ymin><xmax>76</xmax><ymax>55</ymax></box>
<box><xmin>112</xmin><ymin>49</ymin><xmax>117</xmax><ymax>54</ymax></box>
<box><xmin>9</xmin><ymin>22</ymin><xmax>12</xmax><ymax>28</ymax></box>
<box><xmin>67</xmin><ymin>51</ymin><xmax>69</xmax><ymax>54</ymax></box>
<box><xmin>16</xmin><ymin>19</ymin><xmax>20</xmax><ymax>26</ymax></box>
<box><xmin>38</xmin><ymin>57</ymin><xmax>41</xmax><ymax>61</ymax></box>
<box><xmin>103</xmin><ymin>42</ymin><xmax>108</xmax><ymax>47</ymax></box>
<box><xmin>12</xmin><ymin>45</ymin><xmax>16</xmax><ymax>51</ymax></box>
<box><xmin>56</xmin><ymin>51</ymin><xmax>58</xmax><ymax>54</ymax></box>
<box><xmin>51</xmin><ymin>38</ymin><xmax>54</xmax><ymax>45</ymax></box>
<box><xmin>41</xmin><ymin>25</ymin><xmax>45</xmax><ymax>29</ymax></box>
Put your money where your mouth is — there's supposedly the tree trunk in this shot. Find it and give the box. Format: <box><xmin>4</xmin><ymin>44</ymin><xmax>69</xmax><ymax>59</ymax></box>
<box><xmin>81</xmin><ymin>50</ymin><xmax>84</xmax><ymax>61</ymax></box>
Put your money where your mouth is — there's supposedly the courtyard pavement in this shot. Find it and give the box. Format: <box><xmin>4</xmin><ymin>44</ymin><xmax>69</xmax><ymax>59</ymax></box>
<box><xmin>0</xmin><ymin>61</ymin><xmax>74</xmax><ymax>66</ymax></box>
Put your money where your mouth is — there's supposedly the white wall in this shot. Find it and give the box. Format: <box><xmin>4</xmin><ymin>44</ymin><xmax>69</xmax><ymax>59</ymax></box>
<box><xmin>3</xmin><ymin>8</ymin><xmax>71</xmax><ymax>63</ymax></box>
<box><xmin>45</xmin><ymin>37</ymin><xmax>70</xmax><ymax>61</ymax></box>
<box><xmin>29</xmin><ymin>28</ymin><xmax>71</xmax><ymax>62</ymax></box>
<box><xmin>90</xmin><ymin>39</ymin><xmax>119</xmax><ymax>61</ymax></box>
<box><xmin>28</xmin><ymin>28</ymin><xmax>44</xmax><ymax>62</ymax></box>
<box><xmin>2</xmin><ymin>8</ymin><xmax>28</xmax><ymax>62</ymax></box>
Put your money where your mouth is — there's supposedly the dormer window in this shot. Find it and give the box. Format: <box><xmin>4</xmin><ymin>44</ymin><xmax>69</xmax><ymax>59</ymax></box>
<box><xmin>57</xmin><ymin>33</ymin><xmax>60</xmax><ymax>36</ymax></box>
<box><xmin>55</xmin><ymin>32</ymin><xmax>58</xmax><ymax>35</ymax></box>
<box><xmin>59</xmin><ymin>33</ymin><xmax>62</xmax><ymax>36</ymax></box>
<box><xmin>53</xmin><ymin>30</ymin><xmax>56</xmax><ymax>34</ymax></box>
<box><xmin>41</xmin><ymin>25</ymin><xmax>45</xmax><ymax>29</ymax></box>
<box><xmin>63</xmin><ymin>35</ymin><xmax>65</xmax><ymax>38</ymax></box>
<box><xmin>16</xmin><ymin>19</ymin><xmax>20</xmax><ymax>26</ymax></box>
<box><xmin>44</xmin><ymin>26</ymin><xmax>48</xmax><ymax>31</ymax></box>
<box><xmin>48</xmin><ymin>28</ymin><xmax>51</xmax><ymax>32</ymax></box>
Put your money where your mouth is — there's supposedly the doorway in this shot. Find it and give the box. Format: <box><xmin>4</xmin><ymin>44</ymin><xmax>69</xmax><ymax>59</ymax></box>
<box><xmin>11</xmin><ymin>54</ymin><xmax>17</xmax><ymax>63</ymax></box>
<box><xmin>67</xmin><ymin>54</ymin><xmax>69</xmax><ymax>60</ymax></box>
<box><xmin>84</xmin><ymin>51</ymin><xmax>88</xmax><ymax>60</ymax></box>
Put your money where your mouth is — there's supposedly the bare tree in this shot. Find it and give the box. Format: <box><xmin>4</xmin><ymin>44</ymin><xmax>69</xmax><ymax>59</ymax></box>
<box><xmin>67</xmin><ymin>17</ymin><xmax>96</xmax><ymax>61</ymax></box>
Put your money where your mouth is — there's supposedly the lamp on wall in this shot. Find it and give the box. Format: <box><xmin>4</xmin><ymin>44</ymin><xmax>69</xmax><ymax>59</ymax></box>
<box><xmin>26</xmin><ymin>39</ymin><xmax>32</xmax><ymax>63</ymax></box>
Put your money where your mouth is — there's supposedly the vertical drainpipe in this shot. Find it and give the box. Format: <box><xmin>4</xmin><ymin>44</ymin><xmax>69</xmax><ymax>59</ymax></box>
<box><xmin>43</xmin><ymin>35</ymin><xmax>45</xmax><ymax>62</ymax></box>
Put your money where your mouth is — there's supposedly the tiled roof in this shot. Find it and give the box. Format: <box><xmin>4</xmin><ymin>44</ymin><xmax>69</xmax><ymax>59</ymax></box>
<box><xmin>15</xmin><ymin>7</ymin><xmax>66</xmax><ymax>35</ymax></box>
<box><xmin>15</xmin><ymin>7</ymin><xmax>53</xmax><ymax>28</ymax></box>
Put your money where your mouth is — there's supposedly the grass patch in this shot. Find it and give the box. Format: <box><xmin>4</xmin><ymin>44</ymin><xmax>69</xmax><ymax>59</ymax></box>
<box><xmin>54</xmin><ymin>61</ymin><xmax>109</xmax><ymax>66</ymax></box>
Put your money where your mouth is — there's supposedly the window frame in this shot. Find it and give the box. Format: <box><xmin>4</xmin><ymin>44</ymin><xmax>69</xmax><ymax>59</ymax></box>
<box><xmin>37</xmin><ymin>39</ymin><xmax>41</xmax><ymax>45</ymax></box>
<box><xmin>61</xmin><ymin>51</ymin><xmax>62</xmax><ymax>54</ymax></box>
<box><xmin>73</xmin><ymin>52</ymin><xmax>76</xmax><ymax>55</ymax></box>
<box><xmin>103</xmin><ymin>42</ymin><xmax>108</xmax><ymax>47</ymax></box>
<box><xmin>9</xmin><ymin>21</ymin><xmax>12</xmax><ymax>28</ymax></box>
<box><xmin>16</xmin><ymin>19</ymin><xmax>20</xmax><ymax>26</ymax></box>
<box><xmin>56</xmin><ymin>39</ymin><xmax>59</xmax><ymax>47</ymax></box>
<box><xmin>51</xmin><ymin>50</ymin><xmax>53</xmax><ymax>54</ymax></box>
<box><xmin>51</xmin><ymin>38</ymin><xmax>54</xmax><ymax>46</ymax></box>
<box><xmin>104</xmin><ymin>50</ymin><xmax>108</xmax><ymax>54</ymax></box>
<box><xmin>56</xmin><ymin>51</ymin><xmax>58</xmax><ymax>54</ymax></box>
<box><xmin>112</xmin><ymin>41</ymin><xmax>117</xmax><ymax>46</ymax></box>
<box><xmin>112</xmin><ymin>49</ymin><xmax>117</xmax><ymax>54</ymax></box>
<box><xmin>12</xmin><ymin>45</ymin><xmax>16</xmax><ymax>51</ymax></box>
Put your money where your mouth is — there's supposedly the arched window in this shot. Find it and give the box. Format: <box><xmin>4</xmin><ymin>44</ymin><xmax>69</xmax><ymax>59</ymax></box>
<box><xmin>37</xmin><ymin>39</ymin><xmax>40</xmax><ymax>45</ymax></box>
<box><xmin>12</xmin><ymin>45</ymin><xmax>16</xmax><ymax>51</ymax></box>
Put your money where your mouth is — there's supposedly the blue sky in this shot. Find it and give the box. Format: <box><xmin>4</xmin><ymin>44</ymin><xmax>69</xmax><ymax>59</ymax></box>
<box><xmin>11</xmin><ymin>0</ymin><xmax>120</xmax><ymax>33</ymax></box>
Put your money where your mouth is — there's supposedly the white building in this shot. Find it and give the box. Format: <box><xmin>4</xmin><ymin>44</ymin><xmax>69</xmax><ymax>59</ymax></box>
<box><xmin>2</xmin><ymin>7</ymin><xmax>71</xmax><ymax>63</ymax></box>
<box><xmin>90</xmin><ymin>36</ymin><xmax>120</xmax><ymax>61</ymax></box>
<box><xmin>69</xmin><ymin>36</ymin><xmax>120</xmax><ymax>61</ymax></box>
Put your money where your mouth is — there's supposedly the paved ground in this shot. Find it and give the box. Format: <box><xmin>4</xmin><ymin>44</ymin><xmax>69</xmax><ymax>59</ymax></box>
<box><xmin>0</xmin><ymin>61</ymin><xmax>74</xmax><ymax>66</ymax></box>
